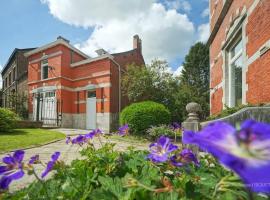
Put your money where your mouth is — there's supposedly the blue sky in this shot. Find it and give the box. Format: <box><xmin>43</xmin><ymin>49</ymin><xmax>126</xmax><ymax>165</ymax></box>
<box><xmin>0</xmin><ymin>0</ymin><xmax>209</xmax><ymax>76</ymax></box>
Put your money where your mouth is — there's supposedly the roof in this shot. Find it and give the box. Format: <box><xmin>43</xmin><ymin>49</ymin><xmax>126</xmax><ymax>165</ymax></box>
<box><xmin>70</xmin><ymin>54</ymin><xmax>114</xmax><ymax>67</ymax></box>
<box><xmin>1</xmin><ymin>48</ymin><xmax>36</xmax><ymax>75</ymax></box>
<box><xmin>24</xmin><ymin>37</ymin><xmax>90</xmax><ymax>59</ymax></box>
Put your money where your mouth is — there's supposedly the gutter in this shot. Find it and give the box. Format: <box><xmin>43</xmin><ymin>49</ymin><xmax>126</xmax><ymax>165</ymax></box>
<box><xmin>207</xmin><ymin>0</ymin><xmax>233</xmax><ymax>46</ymax></box>
<box><xmin>110</xmin><ymin>59</ymin><xmax>122</xmax><ymax>114</ymax></box>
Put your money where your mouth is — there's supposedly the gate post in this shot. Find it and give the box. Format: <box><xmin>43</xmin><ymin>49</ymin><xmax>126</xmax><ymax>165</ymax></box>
<box><xmin>36</xmin><ymin>93</ymin><xmax>40</xmax><ymax>121</ymax></box>
<box><xmin>182</xmin><ymin>102</ymin><xmax>202</xmax><ymax>154</ymax></box>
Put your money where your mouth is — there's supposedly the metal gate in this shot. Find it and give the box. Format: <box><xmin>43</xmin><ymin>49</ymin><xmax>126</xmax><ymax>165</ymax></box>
<box><xmin>33</xmin><ymin>92</ymin><xmax>62</xmax><ymax>126</ymax></box>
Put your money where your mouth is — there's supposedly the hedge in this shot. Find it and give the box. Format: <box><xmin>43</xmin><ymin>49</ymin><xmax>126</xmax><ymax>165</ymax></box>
<box><xmin>120</xmin><ymin>101</ymin><xmax>171</xmax><ymax>135</ymax></box>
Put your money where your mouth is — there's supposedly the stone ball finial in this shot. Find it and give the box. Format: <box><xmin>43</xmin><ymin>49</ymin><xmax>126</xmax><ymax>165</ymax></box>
<box><xmin>186</xmin><ymin>102</ymin><xmax>202</xmax><ymax>114</ymax></box>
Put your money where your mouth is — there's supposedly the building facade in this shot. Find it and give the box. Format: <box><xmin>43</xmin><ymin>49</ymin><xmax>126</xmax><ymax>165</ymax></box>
<box><xmin>1</xmin><ymin>48</ymin><xmax>35</xmax><ymax>115</ymax></box>
<box><xmin>209</xmin><ymin>0</ymin><xmax>270</xmax><ymax>114</ymax></box>
<box><xmin>25</xmin><ymin>36</ymin><xmax>144</xmax><ymax>132</ymax></box>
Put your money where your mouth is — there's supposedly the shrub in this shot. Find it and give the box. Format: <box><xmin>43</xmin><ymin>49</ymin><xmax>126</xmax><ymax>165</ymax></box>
<box><xmin>147</xmin><ymin>125</ymin><xmax>176</xmax><ymax>140</ymax></box>
<box><xmin>120</xmin><ymin>101</ymin><xmax>171</xmax><ymax>135</ymax></box>
<box><xmin>0</xmin><ymin>108</ymin><xmax>19</xmax><ymax>132</ymax></box>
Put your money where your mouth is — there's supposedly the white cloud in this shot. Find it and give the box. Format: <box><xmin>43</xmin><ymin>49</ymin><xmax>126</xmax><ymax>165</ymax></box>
<box><xmin>198</xmin><ymin>23</ymin><xmax>210</xmax><ymax>42</ymax></box>
<box><xmin>42</xmin><ymin>0</ymin><xmax>195</xmax><ymax>63</ymax></box>
<box><xmin>201</xmin><ymin>8</ymin><xmax>209</xmax><ymax>18</ymax></box>
<box><xmin>164</xmin><ymin>0</ymin><xmax>191</xmax><ymax>12</ymax></box>
<box><xmin>181</xmin><ymin>1</ymin><xmax>192</xmax><ymax>12</ymax></box>
<box><xmin>167</xmin><ymin>65</ymin><xmax>183</xmax><ymax>77</ymax></box>
<box><xmin>173</xmin><ymin>65</ymin><xmax>183</xmax><ymax>77</ymax></box>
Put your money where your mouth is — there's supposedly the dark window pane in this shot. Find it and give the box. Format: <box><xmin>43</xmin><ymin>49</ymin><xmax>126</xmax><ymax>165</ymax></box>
<box><xmin>43</xmin><ymin>66</ymin><xmax>48</xmax><ymax>79</ymax></box>
<box><xmin>88</xmin><ymin>91</ymin><xmax>96</xmax><ymax>98</ymax></box>
<box><xmin>232</xmin><ymin>55</ymin><xmax>242</xmax><ymax>106</ymax></box>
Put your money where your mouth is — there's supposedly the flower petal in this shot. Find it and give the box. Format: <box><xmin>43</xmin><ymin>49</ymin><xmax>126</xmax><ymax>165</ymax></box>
<box><xmin>13</xmin><ymin>150</ymin><xmax>25</xmax><ymax>163</ymax></box>
<box><xmin>9</xmin><ymin>170</ymin><xmax>24</xmax><ymax>180</ymax></box>
<box><xmin>51</xmin><ymin>152</ymin><xmax>60</xmax><ymax>162</ymax></box>
<box><xmin>2</xmin><ymin>156</ymin><xmax>15</xmax><ymax>165</ymax></box>
<box><xmin>41</xmin><ymin>161</ymin><xmax>54</xmax><ymax>178</ymax></box>
<box><xmin>0</xmin><ymin>166</ymin><xmax>8</xmax><ymax>175</ymax></box>
<box><xmin>241</xmin><ymin>120</ymin><xmax>270</xmax><ymax>140</ymax></box>
<box><xmin>29</xmin><ymin>155</ymin><xmax>39</xmax><ymax>164</ymax></box>
<box><xmin>0</xmin><ymin>176</ymin><xmax>12</xmax><ymax>190</ymax></box>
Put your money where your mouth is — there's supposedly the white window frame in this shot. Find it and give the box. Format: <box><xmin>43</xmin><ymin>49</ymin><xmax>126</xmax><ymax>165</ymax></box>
<box><xmin>41</xmin><ymin>59</ymin><xmax>49</xmax><ymax>80</ymax></box>
<box><xmin>228</xmin><ymin>36</ymin><xmax>243</xmax><ymax>107</ymax></box>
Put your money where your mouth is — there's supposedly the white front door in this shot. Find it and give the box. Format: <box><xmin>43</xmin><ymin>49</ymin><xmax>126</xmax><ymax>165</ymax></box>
<box><xmin>86</xmin><ymin>91</ymin><xmax>96</xmax><ymax>129</ymax></box>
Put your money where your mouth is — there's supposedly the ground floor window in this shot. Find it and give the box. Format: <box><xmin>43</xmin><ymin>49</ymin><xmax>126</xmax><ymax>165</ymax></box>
<box><xmin>228</xmin><ymin>36</ymin><xmax>243</xmax><ymax>107</ymax></box>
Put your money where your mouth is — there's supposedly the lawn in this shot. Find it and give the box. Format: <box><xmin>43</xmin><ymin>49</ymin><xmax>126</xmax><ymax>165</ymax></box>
<box><xmin>0</xmin><ymin>129</ymin><xmax>65</xmax><ymax>152</ymax></box>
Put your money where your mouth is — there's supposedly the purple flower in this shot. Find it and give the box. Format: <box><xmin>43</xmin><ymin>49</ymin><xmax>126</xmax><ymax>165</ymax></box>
<box><xmin>85</xmin><ymin>129</ymin><xmax>103</xmax><ymax>140</ymax></box>
<box><xmin>65</xmin><ymin>136</ymin><xmax>71</xmax><ymax>144</ymax></box>
<box><xmin>170</xmin><ymin>149</ymin><xmax>199</xmax><ymax>167</ymax></box>
<box><xmin>118</xmin><ymin>124</ymin><xmax>129</xmax><ymax>136</ymax></box>
<box><xmin>41</xmin><ymin>152</ymin><xmax>60</xmax><ymax>178</ymax></box>
<box><xmin>71</xmin><ymin>135</ymin><xmax>86</xmax><ymax>145</ymax></box>
<box><xmin>0</xmin><ymin>150</ymin><xmax>25</xmax><ymax>190</ymax></box>
<box><xmin>28</xmin><ymin>155</ymin><xmax>40</xmax><ymax>165</ymax></box>
<box><xmin>148</xmin><ymin>136</ymin><xmax>178</xmax><ymax>163</ymax></box>
<box><xmin>85</xmin><ymin>130</ymin><xmax>96</xmax><ymax>140</ymax></box>
<box><xmin>183</xmin><ymin>120</ymin><xmax>270</xmax><ymax>193</ymax></box>
<box><xmin>170</xmin><ymin>122</ymin><xmax>181</xmax><ymax>131</ymax></box>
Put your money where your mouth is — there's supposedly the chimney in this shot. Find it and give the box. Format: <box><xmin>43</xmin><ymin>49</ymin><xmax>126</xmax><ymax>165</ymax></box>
<box><xmin>133</xmin><ymin>35</ymin><xmax>142</xmax><ymax>53</ymax></box>
<box><xmin>57</xmin><ymin>36</ymin><xmax>70</xmax><ymax>43</ymax></box>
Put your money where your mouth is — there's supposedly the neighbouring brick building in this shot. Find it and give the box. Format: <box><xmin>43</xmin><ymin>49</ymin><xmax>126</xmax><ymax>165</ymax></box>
<box><xmin>208</xmin><ymin>0</ymin><xmax>270</xmax><ymax>114</ymax></box>
<box><xmin>1</xmin><ymin>48</ymin><xmax>35</xmax><ymax>114</ymax></box>
<box><xmin>25</xmin><ymin>35</ymin><xmax>144</xmax><ymax>132</ymax></box>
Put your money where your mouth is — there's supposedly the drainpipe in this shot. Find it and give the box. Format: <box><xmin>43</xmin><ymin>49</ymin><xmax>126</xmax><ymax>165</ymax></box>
<box><xmin>110</xmin><ymin>58</ymin><xmax>122</xmax><ymax>114</ymax></box>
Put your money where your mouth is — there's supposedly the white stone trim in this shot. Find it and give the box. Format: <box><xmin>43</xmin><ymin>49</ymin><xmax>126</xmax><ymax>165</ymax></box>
<box><xmin>29</xmin><ymin>51</ymin><xmax>63</xmax><ymax>64</ymax></box>
<box><xmin>242</xmin><ymin>17</ymin><xmax>248</xmax><ymax>105</ymax></box>
<box><xmin>247</xmin><ymin>39</ymin><xmax>270</xmax><ymax>66</ymax></box>
<box><xmin>58</xmin><ymin>83</ymin><xmax>112</xmax><ymax>92</ymax></box>
<box><xmin>31</xmin><ymin>83</ymin><xmax>111</xmax><ymax>94</ymax></box>
<box><xmin>74</xmin><ymin>98</ymin><xmax>108</xmax><ymax>104</ymax></box>
<box><xmin>70</xmin><ymin>54</ymin><xmax>114</xmax><ymax>67</ymax></box>
<box><xmin>247</xmin><ymin>0</ymin><xmax>261</xmax><ymax>16</ymax></box>
<box><xmin>25</xmin><ymin>39</ymin><xmax>90</xmax><ymax>59</ymax></box>
<box><xmin>74</xmin><ymin>100</ymin><xmax>86</xmax><ymax>104</ymax></box>
<box><xmin>28</xmin><ymin>71</ymin><xmax>111</xmax><ymax>85</ymax></box>
<box><xmin>31</xmin><ymin>86</ymin><xmax>57</xmax><ymax>93</ymax></box>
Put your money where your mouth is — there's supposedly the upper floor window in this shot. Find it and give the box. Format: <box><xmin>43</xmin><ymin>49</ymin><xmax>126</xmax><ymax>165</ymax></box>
<box><xmin>9</xmin><ymin>72</ymin><xmax>11</xmax><ymax>86</ymax></box>
<box><xmin>228</xmin><ymin>37</ymin><xmax>243</xmax><ymax>107</ymax></box>
<box><xmin>5</xmin><ymin>77</ymin><xmax>7</xmax><ymax>88</ymax></box>
<box><xmin>41</xmin><ymin>59</ymin><xmax>49</xmax><ymax>80</ymax></box>
<box><xmin>12</xmin><ymin>67</ymin><xmax>16</xmax><ymax>82</ymax></box>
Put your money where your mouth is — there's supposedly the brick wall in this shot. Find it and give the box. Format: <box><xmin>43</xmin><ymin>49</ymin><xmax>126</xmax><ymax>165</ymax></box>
<box><xmin>209</xmin><ymin>0</ymin><xmax>270</xmax><ymax>114</ymax></box>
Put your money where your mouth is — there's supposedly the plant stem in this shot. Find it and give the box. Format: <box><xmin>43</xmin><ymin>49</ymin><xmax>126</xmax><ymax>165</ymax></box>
<box><xmin>97</xmin><ymin>135</ymin><xmax>104</xmax><ymax>147</ymax></box>
<box><xmin>33</xmin><ymin>170</ymin><xmax>50</xmax><ymax>199</ymax></box>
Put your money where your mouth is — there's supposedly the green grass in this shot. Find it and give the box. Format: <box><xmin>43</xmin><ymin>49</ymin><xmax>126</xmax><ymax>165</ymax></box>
<box><xmin>110</xmin><ymin>134</ymin><xmax>149</xmax><ymax>144</ymax></box>
<box><xmin>0</xmin><ymin>129</ymin><xmax>65</xmax><ymax>153</ymax></box>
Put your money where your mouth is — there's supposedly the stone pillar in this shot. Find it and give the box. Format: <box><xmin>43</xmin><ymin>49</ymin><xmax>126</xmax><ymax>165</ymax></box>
<box><xmin>182</xmin><ymin>102</ymin><xmax>202</xmax><ymax>154</ymax></box>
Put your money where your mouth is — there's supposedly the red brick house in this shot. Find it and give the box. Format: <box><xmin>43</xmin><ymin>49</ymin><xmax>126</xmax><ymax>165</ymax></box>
<box><xmin>209</xmin><ymin>0</ymin><xmax>270</xmax><ymax>114</ymax></box>
<box><xmin>25</xmin><ymin>35</ymin><xmax>144</xmax><ymax>132</ymax></box>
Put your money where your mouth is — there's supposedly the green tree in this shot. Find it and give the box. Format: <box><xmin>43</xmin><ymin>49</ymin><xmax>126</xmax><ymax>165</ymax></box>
<box><xmin>122</xmin><ymin>42</ymin><xmax>210</xmax><ymax>123</ymax></box>
<box><xmin>180</xmin><ymin>42</ymin><xmax>210</xmax><ymax>118</ymax></box>
<box><xmin>122</xmin><ymin>60</ymin><xmax>180</xmax><ymax>121</ymax></box>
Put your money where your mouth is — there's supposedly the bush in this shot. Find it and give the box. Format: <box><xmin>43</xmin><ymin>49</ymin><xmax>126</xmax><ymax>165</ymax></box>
<box><xmin>120</xmin><ymin>101</ymin><xmax>171</xmax><ymax>135</ymax></box>
<box><xmin>0</xmin><ymin>108</ymin><xmax>19</xmax><ymax>132</ymax></box>
<box><xmin>147</xmin><ymin>125</ymin><xmax>176</xmax><ymax>140</ymax></box>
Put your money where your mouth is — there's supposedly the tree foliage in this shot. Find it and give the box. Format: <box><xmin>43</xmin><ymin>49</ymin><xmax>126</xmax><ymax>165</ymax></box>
<box><xmin>180</xmin><ymin>42</ymin><xmax>210</xmax><ymax>118</ymax></box>
<box><xmin>121</xmin><ymin>42</ymin><xmax>210</xmax><ymax>122</ymax></box>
